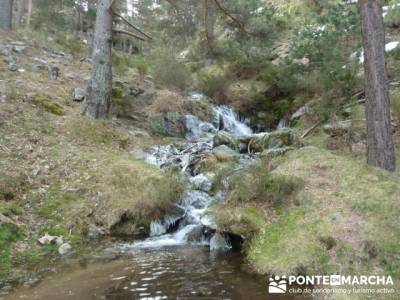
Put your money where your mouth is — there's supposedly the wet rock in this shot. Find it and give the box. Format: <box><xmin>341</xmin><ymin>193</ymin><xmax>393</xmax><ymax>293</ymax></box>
<box><xmin>73</xmin><ymin>87</ymin><xmax>86</xmax><ymax>102</ymax></box>
<box><xmin>213</xmin><ymin>131</ymin><xmax>239</xmax><ymax>150</ymax></box>
<box><xmin>323</xmin><ymin>121</ymin><xmax>352</xmax><ymax>137</ymax></box>
<box><xmin>150</xmin><ymin>221</ymin><xmax>167</xmax><ymax>237</ymax></box>
<box><xmin>185</xmin><ymin>225</ymin><xmax>204</xmax><ymax>242</ymax></box>
<box><xmin>260</xmin><ymin>147</ymin><xmax>295</xmax><ymax>159</ymax></box>
<box><xmin>58</xmin><ymin>243</ymin><xmax>72</xmax><ymax>255</ymax></box>
<box><xmin>210</xmin><ymin>233</ymin><xmax>231</xmax><ymax>252</ymax></box>
<box><xmin>87</xmin><ymin>224</ymin><xmax>105</xmax><ymax>240</ymax></box>
<box><xmin>212</xmin><ymin>145</ymin><xmax>239</xmax><ymax>161</ymax></box>
<box><xmin>190</xmin><ymin>173</ymin><xmax>213</xmax><ymax>192</ymax></box>
<box><xmin>250</xmin><ymin>129</ymin><xmax>300</xmax><ymax>152</ymax></box>
<box><xmin>150</xmin><ymin>112</ymin><xmax>187</xmax><ymax>137</ymax></box>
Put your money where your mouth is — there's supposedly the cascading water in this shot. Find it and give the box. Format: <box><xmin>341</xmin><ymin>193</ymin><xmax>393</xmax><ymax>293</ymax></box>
<box><xmin>129</xmin><ymin>93</ymin><xmax>255</xmax><ymax>252</ymax></box>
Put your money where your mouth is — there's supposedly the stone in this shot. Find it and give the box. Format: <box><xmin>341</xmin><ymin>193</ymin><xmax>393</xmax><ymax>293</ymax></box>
<box><xmin>87</xmin><ymin>224</ymin><xmax>105</xmax><ymax>240</ymax></box>
<box><xmin>12</xmin><ymin>42</ymin><xmax>27</xmax><ymax>54</ymax></box>
<box><xmin>250</xmin><ymin>129</ymin><xmax>300</xmax><ymax>152</ymax></box>
<box><xmin>323</xmin><ymin>121</ymin><xmax>352</xmax><ymax>137</ymax></box>
<box><xmin>210</xmin><ymin>233</ymin><xmax>231</xmax><ymax>252</ymax></box>
<box><xmin>0</xmin><ymin>213</ymin><xmax>16</xmax><ymax>226</ymax></box>
<box><xmin>0</xmin><ymin>45</ymin><xmax>12</xmax><ymax>56</ymax></box>
<box><xmin>8</xmin><ymin>64</ymin><xmax>19</xmax><ymax>72</ymax></box>
<box><xmin>150</xmin><ymin>112</ymin><xmax>187</xmax><ymax>137</ymax></box>
<box><xmin>73</xmin><ymin>87</ymin><xmax>86</xmax><ymax>102</ymax></box>
<box><xmin>212</xmin><ymin>145</ymin><xmax>239</xmax><ymax>161</ymax></box>
<box><xmin>185</xmin><ymin>225</ymin><xmax>204</xmax><ymax>242</ymax></box>
<box><xmin>213</xmin><ymin>131</ymin><xmax>239</xmax><ymax>150</ymax></box>
<box><xmin>291</xmin><ymin>105</ymin><xmax>309</xmax><ymax>120</ymax></box>
<box><xmin>260</xmin><ymin>147</ymin><xmax>295</xmax><ymax>159</ymax></box>
<box><xmin>190</xmin><ymin>174</ymin><xmax>213</xmax><ymax>192</ymax></box>
<box><xmin>38</xmin><ymin>233</ymin><xmax>63</xmax><ymax>245</ymax></box>
<box><xmin>58</xmin><ymin>243</ymin><xmax>72</xmax><ymax>255</ymax></box>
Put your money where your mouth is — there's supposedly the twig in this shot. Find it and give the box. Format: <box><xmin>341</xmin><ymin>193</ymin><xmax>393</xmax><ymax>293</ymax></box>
<box><xmin>213</xmin><ymin>0</ymin><xmax>257</xmax><ymax>37</ymax></box>
<box><xmin>112</xmin><ymin>11</ymin><xmax>152</xmax><ymax>40</ymax></box>
<box><xmin>0</xmin><ymin>144</ymin><xmax>11</xmax><ymax>154</ymax></box>
<box><xmin>113</xmin><ymin>29</ymin><xmax>146</xmax><ymax>41</ymax></box>
<box><xmin>301</xmin><ymin>120</ymin><xmax>322</xmax><ymax>139</ymax></box>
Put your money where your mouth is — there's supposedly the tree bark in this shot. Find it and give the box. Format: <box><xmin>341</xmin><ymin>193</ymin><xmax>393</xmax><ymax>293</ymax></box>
<box><xmin>204</xmin><ymin>0</ymin><xmax>217</xmax><ymax>64</ymax></box>
<box><xmin>359</xmin><ymin>0</ymin><xmax>396</xmax><ymax>171</ymax></box>
<box><xmin>26</xmin><ymin>0</ymin><xmax>31</xmax><ymax>27</ymax></box>
<box><xmin>81</xmin><ymin>0</ymin><xmax>113</xmax><ymax>119</ymax></box>
<box><xmin>15</xmin><ymin>0</ymin><xmax>24</xmax><ymax>27</ymax></box>
<box><xmin>0</xmin><ymin>0</ymin><xmax>13</xmax><ymax>30</ymax></box>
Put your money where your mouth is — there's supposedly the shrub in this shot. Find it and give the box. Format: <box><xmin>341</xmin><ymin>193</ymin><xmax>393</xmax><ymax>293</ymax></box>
<box><xmin>226</xmin><ymin>163</ymin><xmax>302</xmax><ymax>207</ymax></box>
<box><xmin>196</xmin><ymin>67</ymin><xmax>229</xmax><ymax>100</ymax></box>
<box><xmin>151</xmin><ymin>49</ymin><xmax>191</xmax><ymax>90</ymax></box>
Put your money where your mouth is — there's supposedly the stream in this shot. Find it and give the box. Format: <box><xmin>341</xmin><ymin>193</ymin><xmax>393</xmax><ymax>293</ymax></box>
<box><xmin>4</xmin><ymin>94</ymin><xmax>307</xmax><ymax>300</ymax></box>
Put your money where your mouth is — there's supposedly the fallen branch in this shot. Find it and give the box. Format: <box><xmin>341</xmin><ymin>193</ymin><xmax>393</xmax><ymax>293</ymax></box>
<box><xmin>113</xmin><ymin>29</ymin><xmax>146</xmax><ymax>41</ymax></box>
<box><xmin>112</xmin><ymin>11</ymin><xmax>152</xmax><ymax>40</ymax></box>
<box><xmin>301</xmin><ymin>120</ymin><xmax>322</xmax><ymax>139</ymax></box>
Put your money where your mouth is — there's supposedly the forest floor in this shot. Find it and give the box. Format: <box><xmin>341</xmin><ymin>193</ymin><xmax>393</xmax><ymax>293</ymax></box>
<box><xmin>1</xmin><ymin>30</ymin><xmax>400</xmax><ymax>300</ymax></box>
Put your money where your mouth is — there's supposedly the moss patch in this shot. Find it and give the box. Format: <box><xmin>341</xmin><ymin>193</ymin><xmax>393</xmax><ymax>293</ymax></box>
<box><xmin>32</xmin><ymin>95</ymin><xmax>64</xmax><ymax>116</ymax></box>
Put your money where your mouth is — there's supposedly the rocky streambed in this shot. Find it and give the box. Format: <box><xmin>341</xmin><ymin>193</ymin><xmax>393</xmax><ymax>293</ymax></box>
<box><xmin>4</xmin><ymin>93</ymin><xmax>303</xmax><ymax>300</ymax></box>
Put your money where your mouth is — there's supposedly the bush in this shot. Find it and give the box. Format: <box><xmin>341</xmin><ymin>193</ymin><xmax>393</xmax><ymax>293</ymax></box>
<box><xmin>151</xmin><ymin>49</ymin><xmax>191</xmax><ymax>90</ymax></box>
<box><xmin>196</xmin><ymin>67</ymin><xmax>229</xmax><ymax>100</ymax></box>
<box><xmin>226</xmin><ymin>163</ymin><xmax>302</xmax><ymax>207</ymax></box>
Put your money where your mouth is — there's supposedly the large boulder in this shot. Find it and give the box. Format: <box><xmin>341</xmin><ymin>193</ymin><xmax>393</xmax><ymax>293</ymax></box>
<box><xmin>212</xmin><ymin>145</ymin><xmax>240</xmax><ymax>161</ymax></box>
<box><xmin>150</xmin><ymin>112</ymin><xmax>187</xmax><ymax>137</ymax></box>
<box><xmin>213</xmin><ymin>131</ymin><xmax>240</xmax><ymax>150</ymax></box>
<box><xmin>210</xmin><ymin>233</ymin><xmax>231</xmax><ymax>252</ymax></box>
<box><xmin>249</xmin><ymin>129</ymin><xmax>300</xmax><ymax>153</ymax></box>
<box><xmin>260</xmin><ymin>147</ymin><xmax>295</xmax><ymax>159</ymax></box>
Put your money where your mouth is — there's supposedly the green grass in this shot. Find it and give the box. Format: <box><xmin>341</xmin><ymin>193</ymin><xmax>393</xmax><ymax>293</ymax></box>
<box><xmin>0</xmin><ymin>224</ymin><xmax>24</xmax><ymax>278</ymax></box>
<box><xmin>244</xmin><ymin>147</ymin><xmax>400</xmax><ymax>279</ymax></box>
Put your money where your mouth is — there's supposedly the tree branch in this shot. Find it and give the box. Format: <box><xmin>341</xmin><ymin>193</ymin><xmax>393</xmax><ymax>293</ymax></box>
<box><xmin>213</xmin><ymin>0</ymin><xmax>257</xmax><ymax>37</ymax></box>
<box><xmin>113</xmin><ymin>29</ymin><xmax>146</xmax><ymax>41</ymax></box>
<box><xmin>108</xmin><ymin>0</ymin><xmax>117</xmax><ymax>13</ymax></box>
<box><xmin>112</xmin><ymin>11</ymin><xmax>152</xmax><ymax>40</ymax></box>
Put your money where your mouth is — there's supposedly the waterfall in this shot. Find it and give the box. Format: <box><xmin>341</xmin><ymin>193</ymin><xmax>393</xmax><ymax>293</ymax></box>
<box><xmin>137</xmin><ymin>93</ymin><xmax>257</xmax><ymax>251</ymax></box>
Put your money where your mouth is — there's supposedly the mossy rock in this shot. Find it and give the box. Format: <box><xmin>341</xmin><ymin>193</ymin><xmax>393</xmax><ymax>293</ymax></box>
<box><xmin>32</xmin><ymin>95</ymin><xmax>64</xmax><ymax>116</ymax></box>
<box><xmin>213</xmin><ymin>131</ymin><xmax>240</xmax><ymax>150</ymax></box>
<box><xmin>250</xmin><ymin>129</ymin><xmax>300</xmax><ymax>152</ymax></box>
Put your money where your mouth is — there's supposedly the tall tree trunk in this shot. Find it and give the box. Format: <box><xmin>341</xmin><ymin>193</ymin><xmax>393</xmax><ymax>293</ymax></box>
<box><xmin>0</xmin><ymin>0</ymin><xmax>13</xmax><ymax>30</ymax></box>
<box><xmin>15</xmin><ymin>0</ymin><xmax>24</xmax><ymax>27</ymax></box>
<box><xmin>26</xmin><ymin>0</ymin><xmax>31</xmax><ymax>27</ymax></box>
<box><xmin>81</xmin><ymin>0</ymin><xmax>113</xmax><ymax>119</ymax></box>
<box><xmin>359</xmin><ymin>0</ymin><xmax>396</xmax><ymax>171</ymax></box>
<box><xmin>204</xmin><ymin>0</ymin><xmax>216</xmax><ymax>65</ymax></box>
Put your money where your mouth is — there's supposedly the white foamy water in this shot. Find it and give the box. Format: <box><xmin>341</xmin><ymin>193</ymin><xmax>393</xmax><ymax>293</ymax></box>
<box><xmin>135</xmin><ymin>93</ymin><xmax>255</xmax><ymax>250</ymax></box>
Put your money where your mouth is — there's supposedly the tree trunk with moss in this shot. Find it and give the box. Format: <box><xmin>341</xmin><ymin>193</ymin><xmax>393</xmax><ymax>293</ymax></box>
<box><xmin>0</xmin><ymin>0</ymin><xmax>13</xmax><ymax>30</ymax></box>
<box><xmin>15</xmin><ymin>0</ymin><xmax>24</xmax><ymax>27</ymax></box>
<box><xmin>359</xmin><ymin>0</ymin><xmax>396</xmax><ymax>171</ymax></box>
<box><xmin>81</xmin><ymin>0</ymin><xmax>113</xmax><ymax>119</ymax></box>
